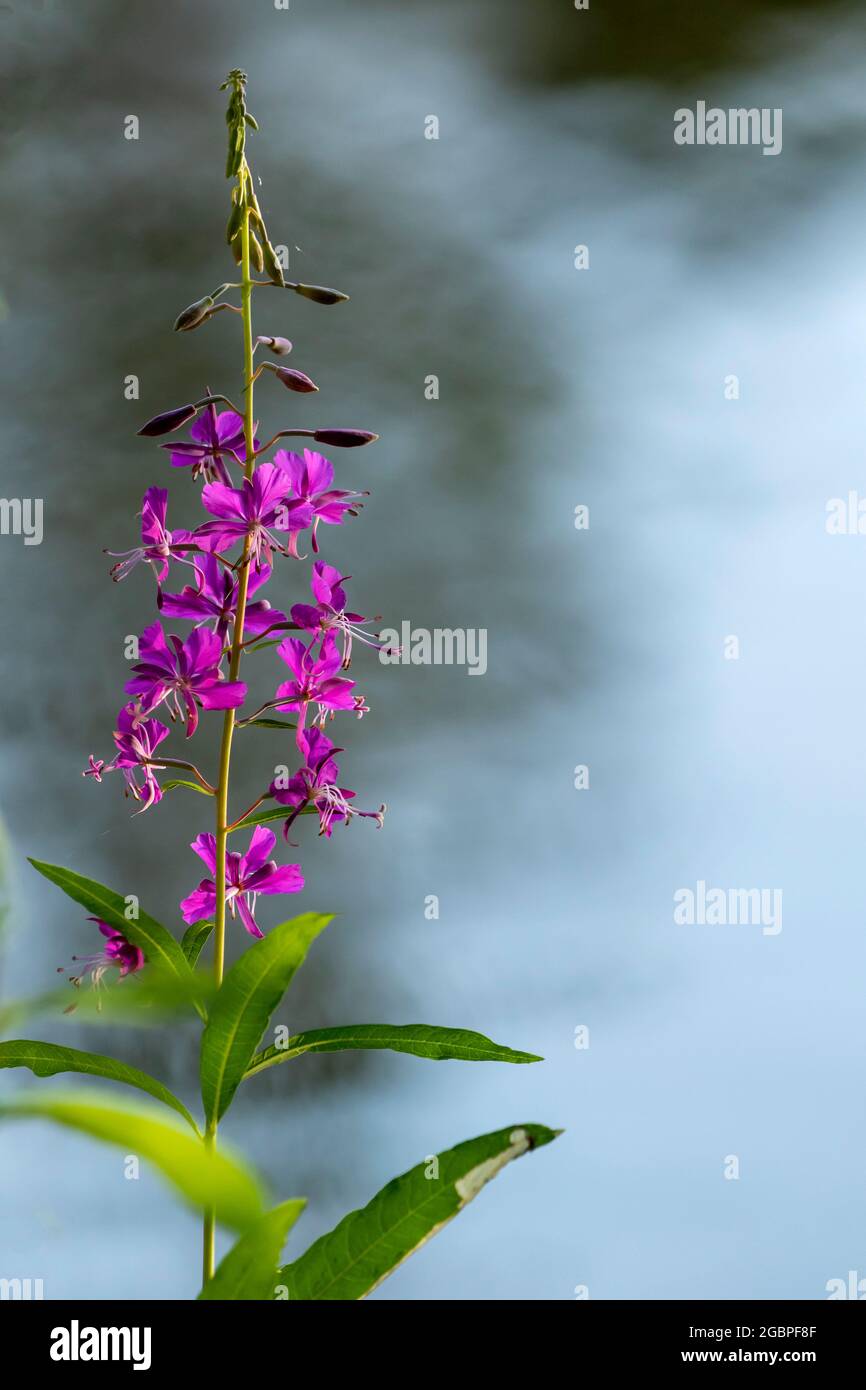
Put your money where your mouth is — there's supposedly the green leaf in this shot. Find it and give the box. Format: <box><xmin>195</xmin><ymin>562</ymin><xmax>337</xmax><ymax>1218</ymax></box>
<box><xmin>280</xmin><ymin>1123</ymin><xmax>561</xmax><ymax>1300</ymax></box>
<box><xmin>0</xmin><ymin>1040</ymin><xmax>199</xmax><ymax>1133</ymax></box>
<box><xmin>199</xmin><ymin>1199</ymin><xmax>305</xmax><ymax>1300</ymax></box>
<box><xmin>29</xmin><ymin>860</ymin><xmax>196</xmax><ymax>1002</ymax></box>
<box><xmin>0</xmin><ymin>1089</ymin><xmax>264</xmax><ymax>1230</ymax></box>
<box><xmin>0</xmin><ymin>972</ymin><xmax>212</xmax><ymax>1036</ymax></box>
<box><xmin>244</xmin><ymin>1024</ymin><xmax>543</xmax><ymax>1078</ymax></box>
<box><xmin>244</xmin><ymin>717</ymin><xmax>297</xmax><ymax>731</ymax></box>
<box><xmin>162</xmin><ymin>778</ymin><xmax>214</xmax><ymax>797</ymax></box>
<box><xmin>229</xmin><ymin>805</ymin><xmax>316</xmax><ymax>835</ymax></box>
<box><xmin>182</xmin><ymin>920</ymin><xmax>215</xmax><ymax>968</ymax></box>
<box><xmin>200</xmin><ymin>912</ymin><xmax>333</xmax><ymax>1125</ymax></box>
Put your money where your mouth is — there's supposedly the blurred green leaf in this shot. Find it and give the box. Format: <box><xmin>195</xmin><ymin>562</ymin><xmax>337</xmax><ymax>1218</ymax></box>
<box><xmin>244</xmin><ymin>1024</ymin><xmax>543</xmax><ymax>1078</ymax></box>
<box><xmin>0</xmin><ymin>1040</ymin><xmax>199</xmax><ymax>1133</ymax></box>
<box><xmin>280</xmin><ymin>1123</ymin><xmax>561</xmax><ymax>1299</ymax></box>
<box><xmin>199</xmin><ymin>1199</ymin><xmax>305</xmax><ymax>1300</ymax></box>
<box><xmin>0</xmin><ymin>1089</ymin><xmax>264</xmax><ymax>1230</ymax></box>
<box><xmin>200</xmin><ymin>913</ymin><xmax>333</xmax><ymax>1126</ymax></box>
<box><xmin>0</xmin><ymin>971</ymin><xmax>212</xmax><ymax>1036</ymax></box>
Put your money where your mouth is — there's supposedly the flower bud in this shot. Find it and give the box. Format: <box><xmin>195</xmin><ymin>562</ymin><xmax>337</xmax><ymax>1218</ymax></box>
<box><xmin>313</xmin><ymin>429</ymin><xmax>379</xmax><ymax>447</ymax></box>
<box><xmin>137</xmin><ymin>403</ymin><xmax>197</xmax><ymax>437</ymax></box>
<box><xmin>273</xmin><ymin>367</ymin><xmax>318</xmax><ymax>393</ymax></box>
<box><xmin>293</xmin><ymin>282</ymin><xmax>350</xmax><ymax>306</ymax></box>
<box><xmin>249</xmin><ymin>231</ymin><xmax>265</xmax><ymax>274</ymax></box>
<box><xmin>262</xmin><ymin>239</ymin><xmax>286</xmax><ymax>288</ymax></box>
<box><xmin>256</xmin><ymin>335</ymin><xmax>292</xmax><ymax>355</ymax></box>
<box><xmin>173</xmin><ymin>295</ymin><xmax>214</xmax><ymax>332</ymax></box>
<box><xmin>226</xmin><ymin>199</ymin><xmax>245</xmax><ymax>245</ymax></box>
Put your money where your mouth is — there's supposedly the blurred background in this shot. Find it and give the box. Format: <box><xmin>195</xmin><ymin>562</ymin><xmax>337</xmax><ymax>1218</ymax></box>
<box><xmin>1</xmin><ymin>0</ymin><xmax>865</xmax><ymax>1300</ymax></box>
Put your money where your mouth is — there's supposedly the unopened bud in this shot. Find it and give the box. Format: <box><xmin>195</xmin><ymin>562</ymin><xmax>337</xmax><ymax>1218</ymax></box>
<box><xmin>173</xmin><ymin>295</ymin><xmax>214</xmax><ymax>332</ymax></box>
<box><xmin>292</xmin><ymin>283</ymin><xmax>350</xmax><ymax>306</ymax></box>
<box><xmin>256</xmin><ymin>335</ymin><xmax>292</xmax><ymax>355</ymax></box>
<box><xmin>226</xmin><ymin>200</ymin><xmax>245</xmax><ymax>244</ymax></box>
<box><xmin>137</xmin><ymin>403</ymin><xmax>197</xmax><ymax>437</ymax></box>
<box><xmin>313</xmin><ymin>429</ymin><xmax>378</xmax><ymax>448</ymax></box>
<box><xmin>262</xmin><ymin>240</ymin><xmax>285</xmax><ymax>288</ymax></box>
<box><xmin>273</xmin><ymin>367</ymin><xmax>318</xmax><ymax>393</ymax></box>
<box><xmin>249</xmin><ymin>232</ymin><xmax>265</xmax><ymax>274</ymax></box>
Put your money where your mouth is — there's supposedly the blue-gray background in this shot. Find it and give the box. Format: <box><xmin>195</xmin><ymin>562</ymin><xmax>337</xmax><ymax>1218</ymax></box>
<box><xmin>1</xmin><ymin>0</ymin><xmax>864</xmax><ymax>1300</ymax></box>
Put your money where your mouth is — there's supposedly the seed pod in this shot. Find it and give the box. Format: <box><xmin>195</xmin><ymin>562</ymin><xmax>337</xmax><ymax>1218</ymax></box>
<box><xmin>138</xmin><ymin>404</ymin><xmax>197</xmax><ymax>437</ymax></box>
<box><xmin>173</xmin><ymin>295</ymin><xmax>214</xmax><ymax>332</ymax></box>
<box><xmin>293</xmin><ymin>282</ymin><xmax>350</xmax><ymax>306</ymax></box>
<box><xmin>256</xmin><ymin>335</ymin><xmax>292</xmax><ymax>355</ymax></box>
<box><xmin>273</xmin><ymin>367</ymin><xmax>318</xmax><ymax>393</ymax></box>
<box><xmin>262</xmin><ymin>239</ymin><xmax>285</xmax><ymax>288</ymax></box>
<box><xmin>313</xmin><ymin>429</ymin><xmax>379</xmax><ymax>448</ymax></box>
<box><xmin>250</xmin><ymin>231</ymin><xmax>265</xmax><ymax>274</ymax></box>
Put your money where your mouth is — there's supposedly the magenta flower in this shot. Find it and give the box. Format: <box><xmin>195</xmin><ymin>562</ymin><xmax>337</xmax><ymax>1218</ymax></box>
<box><xmin>291</xmin><ymin>560</ymin><xmax>396</xmax><ymax>666</ymax></box>
<box><xmin>160</xmin><ymin>402</ymin><xmax>254</xmax><ymax>484</ymax></box>
<box><xmin>196</xmin><ymin>462</ymin><xmax>313</xmax><ymax>564</ymax></box>
<box><xmin>270</xmin><ymin>727</ymin><xmax>385</xmax><ymax>838</ymax></box>
<box><xmin>160</xmin><ymin>553</ymin><xmax>286</xmax><ymax>641</ymax></box>
<box><xmin>68</xmin><ymin>918</ymin><xmax>145</xmax><ymax>992</ymax></box>
<box><xmin>274</xmin><ymin>631</ymin><xmax>366</xmax><ymax>742</ymax></box>
<box><xmin>180</xmin><ymin>825</ymin><xmax>304</xmax><ymax>938</ymax></box>
<box><xmin>106</xmin><ymin>487</ymin><xmax>196</xmax><ymax>584</ymax></box>
<box><xmin>274</xmin><ymin>448</ymin><xmax>367</xmax><ymax>552</ymax></box>
<box><xmin>84</xmin><ymin>701</ymin><xmax>171</xmax><ymax>811</ymax></box>
<box><xmin>124</xmin><ymin>623</ymin><xmax>246</xmax><ymax>737</ymax></box>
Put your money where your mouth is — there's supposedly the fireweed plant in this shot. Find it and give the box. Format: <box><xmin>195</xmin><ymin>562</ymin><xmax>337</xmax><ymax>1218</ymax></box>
<box><xmin>0</xmin><ymin>72</ymin><xmax>559</xmax><ymax>1300</ymax></box>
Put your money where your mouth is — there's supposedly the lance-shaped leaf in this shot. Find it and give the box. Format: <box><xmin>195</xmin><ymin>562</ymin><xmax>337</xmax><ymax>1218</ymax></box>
<box><xmin>200</xmin><ymin>912</ymin><xmax>333</xmax><ymax>1126</ymax></box>
<box><xmin>244</xmin><ymin>1024</ymin><xmax>543</xmax><ymax>1079</ymax></box>
<box><xmin>199</xmin><ymin>1199</ymin><xmax>306</xmax><ymax>1301</ymax></box>
<box><xmin>0</xmin><ymin>1090</ymin><xmax>264</xmax><ymax>1231</ymax></box>
<box><xmin>182</xmin><ymin>920</ymin><xmax>215</xmax><ymax>969</ymax></box>
<box><xmin>280</xmin><ymin>1122</ymin><xmax>561</xmax><ymax>1300</ymax></box>
<box><xmin>229</xmin><ymin>805</ymin><xmax>317</xmax><ymax>836</ymax></box>
<box><xmin>0</xmin><ymin>1040</ymin><xmax>199</xmax><ymax>1134</ymax></box>
<box><xmin>29</xmin><ymin>860</ymin><xmax>199</xmax><ymax>1012</ymax></box>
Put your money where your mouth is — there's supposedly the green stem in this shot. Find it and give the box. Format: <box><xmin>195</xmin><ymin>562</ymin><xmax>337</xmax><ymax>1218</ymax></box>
<box><xmin>202</xmin><ymin>179</ymin><xmax>257</xmax><ymax>1286</ymax></box>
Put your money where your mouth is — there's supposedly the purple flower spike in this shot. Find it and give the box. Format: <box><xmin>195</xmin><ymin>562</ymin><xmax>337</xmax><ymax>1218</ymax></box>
<box><xmin>274</xmin><ymin>448</ymin><xmax>367</xmax><ymax>553</ymax></box>
<box><xmin>160</xmin><ymin>553</ymin><xmax>286</xmax><ymax>641</ymax></box>
<box><xmin>124</xmin><ymin>623</ymin><xmax>246</xmax><ymax>737</ymax></box>
<box><xmin>291</xmin><ymin>560</ymin><xmax>397</xmax><ymax>667</ymax></box>
<box><xmin>274</xmin><ymin>631</ymin><xmax>366</xmax><ymax>743</ymax></box>
<box><xmin>180</xmin><ymin>825</ymin><xmax>304</xmax><ymax>938</ymax></box>
<box><xmin>106</xmin><ymin>487</ymin><xmax>196</xmax><ymax>584</ymax></box>
<box><xmin>84</xmin><ymin>702</ymin><xmax>171</xmax><ymax>812</ymax></box>
<box><xmin>160</xmin><ymin>402</ymin><xmax>257</xmax><ymax>484</ymax></box>
<box><xmin>270</xmin><ymin>727</ymin><xmax>385</xmax><ymax>839</ymax></box>
<box><xmin>196</xmin><ymin>461</ymin><xmax>313</xmax><ymax>564</ymax></box>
